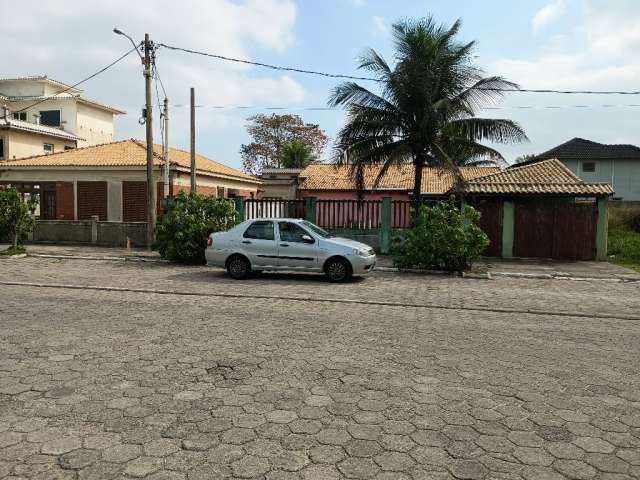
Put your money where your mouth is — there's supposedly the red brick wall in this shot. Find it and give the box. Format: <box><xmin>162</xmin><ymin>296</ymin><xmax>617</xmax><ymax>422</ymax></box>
<box><xmin>55</xmin><ymin>182</ymin><xmax>75</xmax><ymax>220</ymax></box>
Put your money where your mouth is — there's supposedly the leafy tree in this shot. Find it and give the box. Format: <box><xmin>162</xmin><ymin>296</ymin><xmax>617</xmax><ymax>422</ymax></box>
<box><xmin>240</xmin><ymin>114</ymin><xmax>328</xmax><ymax>174</ymax></box>
<box><xmin>0</xmin><ymin>187</ymin><xmax>37</xmax><ymax>250</ymax></box>
<box><xmin>329</xmin><ymin>17</ymin><xmax>528</xmax><ymax>201</ymax></box>
<box><xmin>156</xmin><ymin>192</ymin><xmax>237</xmax><ymax>264</ymax></box>
<box><xmin>514</xmin><ymin>154</ymin><xmax>536</xmax><ymax>164</ymax></box>
<box><xmin>281</xmin><ymin>141</ymin><xmax>315</xmax><ymax>169</ymax></box>
<box><xmin>393</xmin><ymin>198</ymin><xmax>489</xmax><ymax>271</ymax></box>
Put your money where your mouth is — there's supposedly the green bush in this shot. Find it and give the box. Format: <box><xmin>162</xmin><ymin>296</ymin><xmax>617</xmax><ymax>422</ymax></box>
<box><xmin>0</xmin><ymin>187</ymin><xmax>37</xmax><ymax>248</ymax></box>
<box><xmin>155</xmin><ymin>191</ymin><xmax>238</xmax><ymax>264</ymax></box>
<box><xmin>393</xmin><ymin>198</ymin><xmax>489</xmax><ymax>272</ymax></box>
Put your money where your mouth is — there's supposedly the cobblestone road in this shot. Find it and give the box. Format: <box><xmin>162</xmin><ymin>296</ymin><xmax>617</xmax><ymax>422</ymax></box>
<box><xmin>1</xmin><ymin>258</ymin><xmax>639</xmax><ymax>480</ymax></box>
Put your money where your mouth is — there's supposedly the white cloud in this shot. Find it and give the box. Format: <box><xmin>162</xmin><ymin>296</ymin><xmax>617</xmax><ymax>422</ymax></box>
<box><xmin>371</xmin><ymin>16</ymin><xmax>389</xmax><ymax>37</ymax></box>
<box><xmin>0</xmin><ymin>0</ymin><xmax>303</xmax><ymax>157</ymax></box>
<box><xmin>495</xmin><ymin>0</ymin><xmax>640</xmax><ymax>91</ymax></box>
<box><xmin>532</xmin><ymin>0</ymin><xmax>566</xmax><ymax>33</ymax></box>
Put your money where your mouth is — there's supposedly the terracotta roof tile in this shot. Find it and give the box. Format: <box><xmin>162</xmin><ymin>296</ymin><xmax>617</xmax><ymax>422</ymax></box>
<box><xmin>299</xmin><ymin>164</ymin><xmax>498</xmax><ymax>194</ymax></box>
<box><xmin>0</xmin><ymin>139</ymin><xmax>259</xmax><ymax>184</ymax></box>
<box><xmin>461</xmin><ymin>159</ymin><xmax>613</xmax><ymax>195</ymax></box>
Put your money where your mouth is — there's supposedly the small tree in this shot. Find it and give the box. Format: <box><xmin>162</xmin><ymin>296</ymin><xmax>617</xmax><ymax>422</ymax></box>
<box><xmin>155</xmin><ymin>191</ymin><xmax>238</xmax><ymax>264</ymax></box>
<box><xmin>0</xmin><ymin>187</ymin><xmax>36</xmax><ymax>250</ymax></box>
<box><xmin>393</xmin><ymin>198</ymin><xmax>489</xmax><ymax>272</ymax></box>
<box><xmin>281</xmin><ymin>141</ymin><xmax>314</xmax><ymax>169</ymax></box>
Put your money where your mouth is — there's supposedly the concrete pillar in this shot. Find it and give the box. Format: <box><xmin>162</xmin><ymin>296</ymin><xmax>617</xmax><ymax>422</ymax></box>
<box><xmin>305</xmin><ymin>197</ymin><xmax>317</xmax><ymax>224</ymax></box>
<box><xmin>596</xmin><ymin>196</ymin><xmax>608</xmax><ymax>261</ymax></box>
<box><xmin>501</xmin><ymin>200</ymin><xmax>515</xmax><ymax>258</ymax></box>
<box><xmin>380</xmin><ymin>197</ymin><xmax>392</xmax><ymax>254</ymax></box>
<box><xmin>234</xmin><ymin>197</ymin><xmax>245</xmax><ymax>224</ymax></box>
<box><xmin>91</xmin><ymin>215</ymin><xmax>99</xmax><ymax>244</ymax></box>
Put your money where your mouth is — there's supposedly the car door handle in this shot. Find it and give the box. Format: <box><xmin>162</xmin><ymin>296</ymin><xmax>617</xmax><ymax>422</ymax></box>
<box><xmin>242</xmin><ymin>240</ymin><xmax>252</xmax><ymax>244</ymax></box>
<box><xmin>280</xmin><ymin>243</ymin><xmax>289</xmax><ymax>247</ymax></box>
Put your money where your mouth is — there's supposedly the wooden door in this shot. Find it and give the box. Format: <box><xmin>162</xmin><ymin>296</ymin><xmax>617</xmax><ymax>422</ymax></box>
<box><xmin>473</xmin><ymin>199</ymin><xmax>503</xmax><ymax>257</ymax></box>
<box><xmin>41</xmin><ymin>190</ymin><xmax>56</xmax><ymax>220</ymax></box>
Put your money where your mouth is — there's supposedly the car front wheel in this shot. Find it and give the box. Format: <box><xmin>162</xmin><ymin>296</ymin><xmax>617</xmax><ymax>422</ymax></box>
<box><xmin>325</xmin><ymin>258</ymin><xmax>352</xmax><ymax>283</ymax></box>
<box><xmin>227</xmin><ymin>255</ymin><xmax>251</xmax><ymax>280</ymax></box>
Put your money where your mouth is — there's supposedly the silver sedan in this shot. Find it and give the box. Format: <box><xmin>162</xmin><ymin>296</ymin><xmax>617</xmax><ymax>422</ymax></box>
<box><xmin>205</xmin><ymin>218</ymin><xmax>376</xmax><ymax>282</ymax></box>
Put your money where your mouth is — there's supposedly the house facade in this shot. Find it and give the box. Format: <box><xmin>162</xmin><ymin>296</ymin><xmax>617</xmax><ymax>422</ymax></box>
<box><xmin>0</xmin><ymin>76</ymin><xmax>124</xmax><ymax>160</ymax></box>
<box><xmin>257</xmin><ymin>168</ymin><xmax>303</xmax><ymax>199</ymax></box>
<box><xmin>530</xmin><ymin>138</ymin><xmax>640</xmax><ymax>201</ymax></box>
<box><xmin>0</xmin><ymin>139</ymin><xmax>260</xmax><ymax>222</ymax></box>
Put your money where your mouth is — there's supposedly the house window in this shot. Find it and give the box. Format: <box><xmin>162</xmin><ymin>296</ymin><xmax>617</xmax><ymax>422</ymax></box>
<box><xmin>582</xmin><ymin>161</ymin><xmax>596</xmax><ymax>173</ymax></box>
<box><xmin>0</xmin><ymin>138</ymin><xmax>4</xmax><ymax>159</ymax></box>
<box><xmin>64</xmin><ymin>146</ymin><xmax>75</xmax><ymax>151</ymax></box>
<box><xmin>217</xmin><ymin>187</ymin><xmax>226</xmax><ymax>198</ymax></box>
<box><xmin>43</xmin><ymin>143</ymin><xmax>54</xmax><ymax>154</ymax></box>
<box><xmin>40</xmin><ymin>110</ymin><xmax>61</xmax><ymax>127</ymax></box>
<box><xmin>12</xmin><ymin>112</ymin><xmax>27</xmax><ymax>121</ymax></box>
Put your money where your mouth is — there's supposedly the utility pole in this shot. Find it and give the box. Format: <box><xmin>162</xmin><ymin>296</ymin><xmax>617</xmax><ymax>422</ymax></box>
<box><xmin>163</xmin><ymin>97</ymin><xmax>170</xmax><ymax>198</ymax></box>
<box><xmin>143</xmin><ymin>33</ymin><xmax>155</xmax><ymax>250</ymax></box>
<box><xmin>190</xmin><ymin>87</ymin><xmax>196</xmax><ymax>193</ymax></box>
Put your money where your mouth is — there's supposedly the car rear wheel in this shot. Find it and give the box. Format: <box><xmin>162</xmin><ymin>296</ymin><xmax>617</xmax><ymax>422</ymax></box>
<box><xmin>227</xmin><ymin>255</ymin><xmax>250</xmax><ymax>280</ymax></box>
<box><xmin>325</xmin><ymin>257</ymin><xmax>352</xmax><ymax>283</ymax></box>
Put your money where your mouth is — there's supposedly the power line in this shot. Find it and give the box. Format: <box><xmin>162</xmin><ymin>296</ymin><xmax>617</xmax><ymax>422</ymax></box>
<box><xmin>157</xmin><ymin>42</ymin><xmax>640</xmax><ymax>96</ymax></box>
<box><xmin>168</xmin><ymin>103</ymin><xmax>640</xmax><ymax>111</ymax></box>
<box><xmin>10</xmin><ymin>46</ymin><xmax>140</xmax><ymax>115</ymax></box>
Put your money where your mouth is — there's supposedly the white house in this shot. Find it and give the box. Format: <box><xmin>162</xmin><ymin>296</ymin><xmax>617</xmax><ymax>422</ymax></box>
<box><xmin>0</xmin><ymin>75</ymin><xmax>124</xmax><ymax>160</ymax></box>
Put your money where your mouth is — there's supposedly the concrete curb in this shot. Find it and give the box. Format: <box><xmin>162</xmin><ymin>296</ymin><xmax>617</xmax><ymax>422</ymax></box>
<box><xmin>25</xmin><ymin>253</ymin><xmax>168</xmax><ymax>263</ymax></box>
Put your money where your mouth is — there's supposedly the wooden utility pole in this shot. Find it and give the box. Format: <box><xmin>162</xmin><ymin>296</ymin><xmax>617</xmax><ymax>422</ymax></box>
<box><xmin>163</xmin><ymin>97</ymin><xmax>170</xmax><ymax>198</ymax></box>
<box><xmin>143</xmin><ymin>33</ymin><xmax>155</xmax><ymax>249</ymax></box>
<box><xmin>190</xmin><ymin>87</ymin><xmax>196</xmax><ymax>193</ymax></box>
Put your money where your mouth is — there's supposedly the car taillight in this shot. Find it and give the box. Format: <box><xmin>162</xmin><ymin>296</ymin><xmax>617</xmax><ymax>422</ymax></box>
<box><xmin>207</xmin><ymin>236</ymin><xmax>213</xmax><ymax>247</ymax></box>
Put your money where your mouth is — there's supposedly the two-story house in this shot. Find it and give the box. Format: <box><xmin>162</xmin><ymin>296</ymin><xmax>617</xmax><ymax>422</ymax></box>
<box><xmin>0</xmin><ymin>75</ymin><xmax>124</xmax><ymax>160</ymax></box>
<box><xmin>527</xmin><ymin>137</ymin><xmax>640</xmax><ymax>201</ymax></box>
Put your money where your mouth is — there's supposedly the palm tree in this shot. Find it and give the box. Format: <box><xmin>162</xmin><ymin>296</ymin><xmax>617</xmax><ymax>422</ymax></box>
<box><xmin>281</xmin><ymin>141</ymin><xmax>314</xmax><ymax>169</ymax></box>
<box><xmin>329</xmin><ymin>17</ymin><xmax>528</xmax><ymax>201</ymax></box>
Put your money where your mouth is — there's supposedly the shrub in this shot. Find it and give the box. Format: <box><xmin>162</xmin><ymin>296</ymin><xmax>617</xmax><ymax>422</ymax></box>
<box><xmin>155</xmin><ymin>191</ymin><xmax>238</xmax><ymax>264</ymax></box>
<box><xmin>393</xmin><ymin>197</ymin><xmax>489</xmax><ymax>272</ymax></box>
<box><xmin>0</xmin><ymin>187</ymin><xmax>37</xmax><ymax>249</ymax></box>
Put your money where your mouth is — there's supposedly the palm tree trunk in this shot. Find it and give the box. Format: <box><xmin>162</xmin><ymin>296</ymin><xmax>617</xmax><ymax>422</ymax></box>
<box><xmin>411</xmin><ymin>155</ymin><xmax>425</xmax><ymax>208</ymax></box>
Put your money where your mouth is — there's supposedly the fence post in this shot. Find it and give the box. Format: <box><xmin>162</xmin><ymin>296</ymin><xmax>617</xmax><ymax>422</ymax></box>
<box><xmin>380</xmin><ymin>197</ymin><xmax>392</xmax><ymax>254</ymax></box>
<box><xmin>305</xmin><ymin>197</ymin><xmax>317</xmax><ymax>223</ymax></box>
<box><xmin>501</xmin><ymin>200</ymin><xmax>514</xmax><ymax>258</ymax></box>
<box><xmin>234</xmin><ymin>197</ymin><xmax>245</xmax><ymax>223</ymax></box>
<box><xmin>595</xmin><ymin>195</ymin><xmax>608</xmax><ymax>261</ymax></box>
<box><xmin>91</xmin><ymin>215</ymin><xmax>99</xmax><ymax>245</ymax></box>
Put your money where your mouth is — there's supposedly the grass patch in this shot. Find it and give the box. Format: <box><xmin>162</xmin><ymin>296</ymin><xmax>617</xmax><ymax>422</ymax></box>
<box><xmin>608</xmin><ymin>205</ymin><xmax>640</xmax><ymax>271</ymax></box>
<box><xmin>0</xmin><ymin>245</ymin><xmax>26</xmax><ymax>256</ymax></box>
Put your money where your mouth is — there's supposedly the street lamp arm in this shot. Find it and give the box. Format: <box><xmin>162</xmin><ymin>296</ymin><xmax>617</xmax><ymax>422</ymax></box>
<box><xmin>113</xmin><ymin>28</ymin><xmax>143</xmax><ymax>59</ymax></box>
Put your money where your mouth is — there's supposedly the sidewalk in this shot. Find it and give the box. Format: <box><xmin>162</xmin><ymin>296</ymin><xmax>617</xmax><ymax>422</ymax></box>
<box><xmin>3</xmin><ymin>243</ymin><xmax>639</xmax><ymax>281</ymax></box>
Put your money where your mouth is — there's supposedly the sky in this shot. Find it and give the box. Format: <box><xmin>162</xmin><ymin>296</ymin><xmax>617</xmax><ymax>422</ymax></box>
<box><xmin>2</xmin><ymin>0</ymin><xmax>640</xmax><ymax>169</ymax></box>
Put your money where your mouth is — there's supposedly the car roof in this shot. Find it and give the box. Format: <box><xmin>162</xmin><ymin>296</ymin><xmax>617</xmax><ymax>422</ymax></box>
<box><xmin>244</xmin><ymin>218</ymin><xmax>305</xmax><ymax>223</ymax></box>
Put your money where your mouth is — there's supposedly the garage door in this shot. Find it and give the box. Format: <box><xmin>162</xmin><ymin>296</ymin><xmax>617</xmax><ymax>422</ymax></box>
<box><xmin>77</xmin><ymin>181</ymin><xmax>108</xmax><ymax>220</ymax></box>
<box><xmin>473</xmin><ymin>199</ymin><xmax>503</xmax><ymax>257</ymax></box>
<box><xmin>122</xmin><ymin>181</ymin><xmax>147</xmax><ymax>222</ymax></box>
<box><xmin>514</xmin><ymin>202</ymin><xmax>597</xmax><ymax>260</ymax></box>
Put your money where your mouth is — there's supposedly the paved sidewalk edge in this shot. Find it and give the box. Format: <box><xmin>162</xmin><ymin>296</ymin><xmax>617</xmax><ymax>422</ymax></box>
<box><xmin>8</xmin><ymin>253</ymin><xmax>639</xmax><ymax>282</ymax></box>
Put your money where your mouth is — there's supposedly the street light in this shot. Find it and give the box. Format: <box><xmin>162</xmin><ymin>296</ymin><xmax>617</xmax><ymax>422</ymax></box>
<box><xmin>113</xmin><ymin>28</ymin><xmax>143</xmax><ymax>59</ymax></box>
<box><xmin>113</xmin><ymin>27</ymin><xmax>155</xmax><ymax>249</ymax></box>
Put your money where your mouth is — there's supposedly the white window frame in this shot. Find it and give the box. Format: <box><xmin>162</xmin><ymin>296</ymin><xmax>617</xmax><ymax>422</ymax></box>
<box><xmin>39</xmin><ymin>110</ymin><xmax>61</xmax><ymax>127</ymax></box>
<box><xmin>43</xmin><ymin>143</ymin><xmax>54</xmax><ymax>155</ymax></box>
<box><xmin>12</xmin><ymin>112</ymin><xmax>27</xmax><ymax>121</ymax></box>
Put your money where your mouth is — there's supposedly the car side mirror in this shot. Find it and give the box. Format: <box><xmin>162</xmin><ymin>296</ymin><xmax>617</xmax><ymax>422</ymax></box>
<box><xmin>301</xmin><ymin>234</ymin><xmax>315</xmax><ymax>244</ymax></box>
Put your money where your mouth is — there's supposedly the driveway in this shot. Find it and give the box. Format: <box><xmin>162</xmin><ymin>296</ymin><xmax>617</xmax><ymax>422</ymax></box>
<box><xmin>1</xmin><ymin>257</ymin><xmax>639</xmax><ymax>480</ymax></box>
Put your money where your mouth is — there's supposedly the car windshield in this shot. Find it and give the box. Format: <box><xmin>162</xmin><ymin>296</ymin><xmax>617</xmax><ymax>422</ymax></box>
<box><xmin>301</xmin><ymin>221</ymin><xmax>332</xmax><ymax>238</ymax></box>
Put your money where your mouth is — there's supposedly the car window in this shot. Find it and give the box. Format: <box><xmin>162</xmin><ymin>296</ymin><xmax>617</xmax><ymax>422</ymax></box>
<box><xmin>243</xmin><ymin>221</ymin><xmax>275</xmax><ymax>240</ymax></box>
<box><xmin>302</xmin><ymin>220</ymin><xmax>332</xmax><ymax>238</ymax></box>
<box><xmin>279</xmin><ymin>222</ymin><xmax>311</xmax><ymax>243</ymax></box>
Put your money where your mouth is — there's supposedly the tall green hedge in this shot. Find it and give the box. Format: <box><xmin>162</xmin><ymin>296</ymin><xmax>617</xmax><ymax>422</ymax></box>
<box><xmin>393</xmin><ymin>198</ymin><xmax>489</xmax><ymax>272</ymax></box>
<box><xmin>156</xmin><ymin>191</ymin><xmax>237</xmax><ymax>264</ymax></box>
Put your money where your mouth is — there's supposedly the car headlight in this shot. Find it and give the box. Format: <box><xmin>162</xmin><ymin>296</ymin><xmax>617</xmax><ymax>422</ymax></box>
<box><xmin>354</xmin><ymin>248</ymin><xmax>371</xmax><ymax>257</ymax></box>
